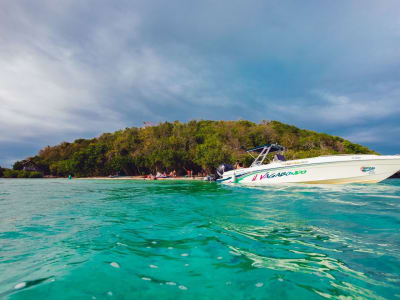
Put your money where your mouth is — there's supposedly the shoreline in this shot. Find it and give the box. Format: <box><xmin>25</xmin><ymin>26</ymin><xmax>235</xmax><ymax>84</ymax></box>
<box><xmin>0</xmin><ymin>176</ymin><xmax>207</xmax><ymax>180</ymax></box>
<box><xmin>76</xmin><ymin>176</ymin><xmax>206</xmax><ymax>181</ymax></box>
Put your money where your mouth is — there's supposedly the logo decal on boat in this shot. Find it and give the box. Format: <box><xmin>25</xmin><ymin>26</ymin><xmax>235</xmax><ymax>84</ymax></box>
<box><xmin>252</xmin><ymin>170</ymin><xmax>307</xmax><ymax>181</ymax></box>
<box><xmin>361</xmin><ymin>166</ymin><xmax>375</xmax><ymax>173</ymax></box>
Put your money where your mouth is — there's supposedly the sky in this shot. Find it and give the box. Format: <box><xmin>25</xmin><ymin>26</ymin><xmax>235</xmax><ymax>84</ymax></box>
<box><xmin>1</xmin><ymin>0</ymin><xmax>400</xmax><ymax>167</ymax></box>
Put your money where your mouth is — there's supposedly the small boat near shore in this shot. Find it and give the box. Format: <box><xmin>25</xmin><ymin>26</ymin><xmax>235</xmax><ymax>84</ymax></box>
<box><xmin>215</xmin><ymin>144</ymin><xmax>400</xmax><ymax>185</ymax></box>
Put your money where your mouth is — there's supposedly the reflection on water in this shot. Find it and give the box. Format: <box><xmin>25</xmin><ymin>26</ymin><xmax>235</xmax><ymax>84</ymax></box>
<box><xmin>0</xmin><ymin>178</ymin><xmax>400</xmax><ymax>299</ymax></box>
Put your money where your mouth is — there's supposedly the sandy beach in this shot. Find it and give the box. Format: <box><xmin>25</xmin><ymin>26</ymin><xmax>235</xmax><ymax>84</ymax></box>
<box><xmin>78</xmin><ymin>176</ymin><xmax>206</xmax><ymax>181</ymax></box>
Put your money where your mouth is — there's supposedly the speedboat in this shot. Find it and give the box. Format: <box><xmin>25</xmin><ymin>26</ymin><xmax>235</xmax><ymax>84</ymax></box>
<box><xmin>215</xmin><ymin>144</ymin><xmax>400</xmax><ymax>185</ymax></box>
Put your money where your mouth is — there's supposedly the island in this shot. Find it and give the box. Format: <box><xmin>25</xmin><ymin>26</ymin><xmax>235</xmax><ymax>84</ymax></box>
<box><xmin>0</xmin><ymin>120</ymin><xmax>375</xmax><ymax>178</ymax></box>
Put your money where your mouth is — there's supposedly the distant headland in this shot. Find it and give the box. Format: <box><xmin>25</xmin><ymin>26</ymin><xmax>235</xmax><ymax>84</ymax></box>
<box><xmin>0</xmin><ymin>120</ymin><xmax>376</xmax><ymax>178</ymax></box>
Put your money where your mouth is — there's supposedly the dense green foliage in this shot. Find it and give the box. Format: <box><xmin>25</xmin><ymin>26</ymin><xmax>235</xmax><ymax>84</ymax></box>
<box><xmin>0</xmin><ymin>168</ymin><xmax>43</xmax><ymax>178</ymax></box>
<box><xmin>13</xmin><ymin>120</ymin><xmax>375</xmax><ymax>177</ymax></box>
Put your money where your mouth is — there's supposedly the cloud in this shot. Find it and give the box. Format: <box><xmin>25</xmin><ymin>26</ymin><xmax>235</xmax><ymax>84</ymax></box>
<box><xmin>0</xmin><ymin>51</ymin><xmax>122</xmax><ymax>140</ymax></box>
<box><xmin>0</xmin><ymin>1</ymin><xmax>128</xmax><ymax>143</ymax></box>
<box><xmin>270</xmin><ymin>88</ymin><xmax>400</xmax><ymax>126</ymax></box>
<box><xmin>343</xmin><ymin>126</ymin><xmax>400</xmax><ymax>155</ymax></box>
<box><xmin>1</xmin><ymin>0</ymin><xmax>400</xmax><ymax>166</ymax></box>
<box><xmin>268</xmin><ymin>87</ymin><xmax>400</xmax><ymax>153</ymax></box>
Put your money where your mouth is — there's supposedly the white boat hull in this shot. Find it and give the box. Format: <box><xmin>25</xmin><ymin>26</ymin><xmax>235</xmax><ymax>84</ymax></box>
<box><xmin>217</xmin><ymin>155</ymin><xmax>400</xmax><ymax>185</ymax></box>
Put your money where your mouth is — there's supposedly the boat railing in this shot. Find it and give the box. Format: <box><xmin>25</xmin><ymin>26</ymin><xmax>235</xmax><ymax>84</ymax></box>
<box><xmin>247</xmin><ymin>143</ymin><xmax>285</xmax><ymax>167</ymax></box>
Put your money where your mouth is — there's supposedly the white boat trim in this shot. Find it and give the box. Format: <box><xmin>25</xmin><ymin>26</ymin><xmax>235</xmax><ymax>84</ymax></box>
<box><xmin>216</xmin><ymin>144</ymin><xmax>400</xmax><ymax>185</ymax></box>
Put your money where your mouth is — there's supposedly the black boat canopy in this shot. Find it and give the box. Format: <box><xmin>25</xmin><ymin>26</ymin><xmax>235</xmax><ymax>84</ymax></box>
<box><xmin>246</xmin><ymin>143</ymin><xmax>285</xmax><ymax>153</ymax></box>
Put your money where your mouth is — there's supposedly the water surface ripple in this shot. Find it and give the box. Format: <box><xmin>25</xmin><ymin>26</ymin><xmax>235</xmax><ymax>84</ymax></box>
<box><xmin>1</xmin><ymin>179</ymin><xmax>400</xmax><ymax>299</ymax></box>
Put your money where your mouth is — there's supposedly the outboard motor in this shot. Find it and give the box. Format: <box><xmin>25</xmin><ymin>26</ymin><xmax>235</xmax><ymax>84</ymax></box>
<box><xmin>215</xmin><ymin>163</ymin><xmax>234</xmax><ymax>179</ymax></box>
<box><xmin>204</xmin><ymin>174</ymin><xmax>217</xmax><ymax>182</ymax></box>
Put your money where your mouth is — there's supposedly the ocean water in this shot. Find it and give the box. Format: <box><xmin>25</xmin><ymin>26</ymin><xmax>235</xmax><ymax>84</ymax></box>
<box><xmin>1</xmin><ymin>179</ymin><xmax>400</xmax><ymax>299</ymax></box>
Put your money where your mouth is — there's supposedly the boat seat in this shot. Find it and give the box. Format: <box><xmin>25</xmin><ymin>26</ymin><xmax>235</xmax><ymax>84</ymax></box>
<box><xmin>273</xmin><ymin>154</ymin><xmax>286</xmax><ymax>162</ymax></box>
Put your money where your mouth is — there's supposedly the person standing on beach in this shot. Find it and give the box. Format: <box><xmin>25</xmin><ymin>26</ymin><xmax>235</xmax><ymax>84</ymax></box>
<box><xmin>234</xmin><ymin>160</ymin><xmax>241</xmax><ymax>169</ymax></box>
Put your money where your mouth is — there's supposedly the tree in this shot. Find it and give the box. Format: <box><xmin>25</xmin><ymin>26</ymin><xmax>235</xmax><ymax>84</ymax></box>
<box><xmin>11</xmin><ymin>120</ymin><xmax>376</xmax><ymax>177</ymax></box>
<box><xmin>13</xmin><ymin>161</ymin><xmax>24</xmax><ymax>170</ymax></box>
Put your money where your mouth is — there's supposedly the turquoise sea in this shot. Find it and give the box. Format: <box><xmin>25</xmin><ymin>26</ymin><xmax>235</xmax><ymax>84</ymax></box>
<box><xmin>1</xmin><ymin>179</ymin><xmax>400</xmax><ymax>299</ymax></box>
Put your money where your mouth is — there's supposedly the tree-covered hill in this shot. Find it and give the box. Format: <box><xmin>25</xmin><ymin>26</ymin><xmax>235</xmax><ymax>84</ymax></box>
<box><xmin>10</xmin><ymin>120</ymin><xmax>375</xmax><ymax>177</ymax></box>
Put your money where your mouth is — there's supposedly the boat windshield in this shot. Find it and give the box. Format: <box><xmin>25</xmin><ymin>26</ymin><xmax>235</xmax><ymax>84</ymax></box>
<box><xmin>246</xmin><ymin>144</ymin><xmax>285</xmax><ymax>153</ymax></box>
